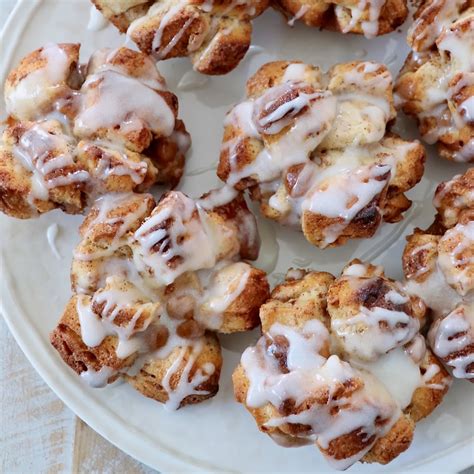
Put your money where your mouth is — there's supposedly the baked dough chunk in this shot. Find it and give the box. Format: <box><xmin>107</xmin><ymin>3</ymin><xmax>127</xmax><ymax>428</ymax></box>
<box><xmin>233</xmin><ymin>261</ymin><xmax>450</xmax><ymax>469</ymax></box>
<box><xmin>1</xmin><ymin>43</ymin><xmax>190</xmax><ymax>219</ymax></box>
<box><xmin>403</xmin><ymin>169</ymin><xmax>474</xmax><ymax>381</ymax></box>
<box><xmin>91</xmin><ymin>0</ymin><xmax>269</xmax><ymax>75</ymax></box>
<box><xmin>51</xmin><ymin>188</ymin><xmax>270</xmax><ymax>409</ymax></box>
<box><xmin>218</xmin><ymin>61</ymin><xmax>426</xmax><ymax>248</ymax></box>
<box><xmin>395</xmin><ymin>0</ymin><xmax>474</xmax><ymax>162</ymax></box>
<box><xmin>274</xmin><ymin>0</ymin><xmax>408</xmax><ymax>38</ymax></box>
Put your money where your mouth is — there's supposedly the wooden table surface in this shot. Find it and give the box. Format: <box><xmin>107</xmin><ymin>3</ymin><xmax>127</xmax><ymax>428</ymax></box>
<box><xmin>1</xmin><ymin>3</ymin><xmax>473</xmax><ymax>473</ymax></box>
<box><xmin>0</xmin><ymin>3</ymin><xmax>154</xmax><ymax>472</ymax></box>
<box><xmin>0</xmin><ymin>317</ymin><xmax>156</xmax><ymax>473</ymax></box>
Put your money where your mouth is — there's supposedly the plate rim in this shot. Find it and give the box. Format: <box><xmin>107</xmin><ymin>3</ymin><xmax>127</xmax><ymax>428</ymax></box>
<box><xmin>1</xmin><ymin>1</ymin><xmax>473</xmax><ymax>472</ymax></box>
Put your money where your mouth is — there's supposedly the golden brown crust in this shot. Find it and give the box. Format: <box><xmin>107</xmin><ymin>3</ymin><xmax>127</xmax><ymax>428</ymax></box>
<box><xmin>127</xmin><ymin>332</ymin><xmax>222</xmax><ymax>407</ymax></box>
<box><xmin>50</xmin><ymin>295</ymin><xmax>136</xmax><ymax>377</ymax></box>
<box><xmin>93</xmin><ymin>0</ymin><xmax>269</xmax><ymax>75</ymax></box>
<box><xmin>219</xmin><ymin>267</ymin><xmax>270</xmax><ymax>333</ymax></box>
<box><xmin>402</xmin><ymin>169</ymin><xmax>473</xmax><ymax>382</ymax></box>
<box><xmin>1</xmin><ymin>43</ymin><xmax>190</xmax><ymax>219</ymax></box>
<box><xmin>362</xmin><ymin>415</ymin><xmax>414</xmax><ymax>464</ymax></box>
<box><xmin>406</xmin><ymin>349</ymin><xmax>452</xmax><ymax>420</ymax></box>
<box><xmin>395</xmin><ymin>2</ymin><xmax>474</xmax><ymax>162</ymax></box>
<box><xmin>233</xmin><ymin>261</ymin><xmax>451</xmax><ymax>468</ymax></box>
<box><xmin>0</xmin><ymin>121</ymin><xmax>87</xmax><ymax>219</ymax></box>
<box><xmin>219</xmin><ymin>60</ymin><xmax>426</xmax><ymax>248</ymax></box>
<box><xmin>274</xmin><ymin>0</ymin><xmax>408</xmax><ymax>37</ymax></box>
<box><xmin>52</xmin><ymin>190</ymin><xmax>269</xmax><ymax>407</ymax></box>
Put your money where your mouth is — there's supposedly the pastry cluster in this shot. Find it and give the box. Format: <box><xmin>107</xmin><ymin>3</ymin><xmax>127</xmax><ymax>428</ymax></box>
<box><xmin>275</xmin><ymin>0</ymin><xmax>408</xmax><ymax>38</ymax></box>
<box><xmin>92</xmin><ymin>0</ymin><xmax>269</xmax><ymax>75</ymax></box>
<box><xmin>403</xmin><ymin>169</ymin><xmax>473</xmax><ymax>381</ymax></box>
<box><xmin>233</xmin><ymin>261</ymin><xmax>451</xmax><ymax>469</ymax></box>
<box><xmin>0</xmin><ymin>43</ymin><xmax>190</xmax><ymax>218</ymax></box>
<box><xmin>50</xmin><ymin>189</ymin><xmax>270</xmax><ymax>409</ymax></box>
<box><xmin>395</xmin><ymin>0</ymin><xmax>474</xmax><ymax>162</ymax></box>
<box><xmin>217</xmin><ymin>60</ymin><xmax>426</xmax><ymax>248</ymax></box>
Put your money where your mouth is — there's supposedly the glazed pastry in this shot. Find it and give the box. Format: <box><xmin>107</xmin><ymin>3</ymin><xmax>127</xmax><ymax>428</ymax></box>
<box><xmin>91</xmin><ymin>0</ymin><xmax>269</xmax><ymax>75</ymax></box>
<box><xmin>403</xmin><ymin>169</ymin><xmax>473</xmax><ymax>381</ymax></box>
<box><xmin>217</xmin><ymin>60</ymin><xmax>426</xmax><ymax>248</ymax></box>
<box><xmin>0</xmin><ymin>43</ymin><xmax>190</xmax><ymax>219</ymax></box>
<box><xmin>274</xmin><ymin>0</ymin><xmax>408</xmax><ymax>38</ymax></box>
<box><xmin>233</xmin><ymin>261</ymin><xmax>451</xmax><ymax>469</ymax></box>
<box><xmin>395</xmin><ymin>0</ymin><xmax>474</xmax><ymax>162</ymax></box>
<box><xmin>51</xmin><ymin>188</ymin><xmax>270</xmax><ymax>409</ymax></box>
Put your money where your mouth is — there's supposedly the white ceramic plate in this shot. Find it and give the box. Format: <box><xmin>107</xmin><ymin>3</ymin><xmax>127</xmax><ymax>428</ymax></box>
<box><xmin>1</xmin><ymin>0</ymin><xmax>473</xmax><ymax>472</ymax></box>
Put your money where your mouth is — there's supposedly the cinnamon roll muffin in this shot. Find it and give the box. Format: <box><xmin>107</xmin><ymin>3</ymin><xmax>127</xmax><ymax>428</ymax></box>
<box><xmin>0</xmin><ymin>43</ymin><xmax>190</xmax><ymax>219</ymax></box>
<box><xmin>274</xmin><ymin>0</ymin><xmax>408</xmax><ymax>38</ymax></box>
<box><xmin>51</xmin><ymin>188</ymin><xmax>270</xmax><ymax>409</ymax></box>
<box><xmin>217</xmin><ymin>60</ymin><xmax>426</xmax><ymax>248</ymax></box>
<box><xmin>403</xmin><ymin>169</ymin><xmax>474</xmax><ymax>381</ymax></box>
<box><xmin>91</xmin><ymin>0</ymin><xmax>269</xmax><ymax>75</ymax></box>
<box><xmin>233</xmin><ymin>261</ymin><xmax>451</xmax><ymax>469</ymax></box>
<box><xmin>395</xmin><ymin>0</ymin><xmax>474</xmax><ymax>162</ymax></box>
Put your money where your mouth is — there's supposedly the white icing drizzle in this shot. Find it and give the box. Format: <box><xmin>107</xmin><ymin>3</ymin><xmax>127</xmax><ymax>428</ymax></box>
<box><xmin>5</xmin><ymin>43</ymin><xmax>71</xmax><ymax>120</ymax></box>
<box><xmin>287</xmin><ymin>5</ymin><xmax>309</xmax><ymax>26</ymax></box>
<box><xmin>402</xmin><ymin>2</ymin><xmax>473</xmax><ymax>159</ymax></box>
<box><xmin>438</xmin><ymin>221</ymin><xmax>474</xmax><ymax>296</ymax></box>
<box><xmin>46</xmin><ymin>223</ymin><xmax>61</xmax><ymax>260</ymax></box>
<box><xmin>13</xmin><ymin>123</ymin><xmax>89</xmax><ymax>205</ymax></box>
<box><xmin>241</xmin><ymin>321</ymin><xmax>401</xmax><ymax>469</ymax></box>
<box><xmin>76</xmin><ymin>281</ymin><xmax>158</xmax><ymax>359</ymax></box>
<box><xmin>133</xmin><ymin>193</ymin><xmax>219</xmax><ymax>285</ymax></box>
<box><xmin>87</xmin><ymin>5</ymin><xmax>109</xmax><ymax>31</ymax></box>
<box><xmin>161</xmin><ymin>341</ymin><xmax>215</xmax><ymax>410</ymax></box>
<box><xmin>126</xmin><ymin>0</ymin><xmax>258</xmax><ymax>61</ymax></box>
<box><xmin>301</xmin><ymin>161</ymin><xmax>390</xmax><ymax>245</ymax></box>
<box><xmin>431</xmin><ymin>303</ymin><xmax>474</xmax><ymax>379</ymax></box>
<box><xmin>177</xmin><ymin>70</ymin><xmax>210</xmax><ymax>91</ymax></box>
<box><xmin>4</xmin><ymin>44</ymin><xmax>188</xmax><ymax>214</ymax></box>
<box><xmin>332</xmin><ymin>304</ymin><xmax>420</xmax><ymax>361</ymax></box>
<box><xmin>407</xmin><ymin>0</ymin><xmax>465</xmax><ymax>52</ymax></box>
<box><xmin>221</xmin><ymin>61</ymin><xmax>415</xmax><ymax>246</ymax></box>
<box><xmin>281</xmin><ymin>63</ymin><xmax>308</xmax><ymax>83</ymax></box>
<box><xmin>453</xmin><ymin>138</ymin><xmax>474</xmax><ymax>162</ymax></box>
<box><xmin>405</xmin><ymin>334</ymin><xmax>427</xmax><ymax>364</ymax></box>
<box><xmin>196</xmin><ymin>261</ymin><xmax>251</xmax><ymax>329</ymax></box>
<box><xmin>74</xmin><ymin>193</ymin><xmax>151</xmax><ymax>262</ymax></box>
<box><xmin>223</xmin><ymin>86</ymin><xmax>337</xmax><ymax>185</ymax></box>
<box><xmin>353</xmin><ymin>348</ymin><xmax>422</xmax><ymax>409</ymax></box>
<box><xmin>71</xmin><ymin>187</ymin><xmax>260</xmax><ymax>407</ymax></box>
<box><xmin>336</xmin><ymin>0</ymin><xmax>386</xmax><ymax>39</ymax></box>
<box><xmin>80</xmin><ymin>366</ymin><xmax>115</xmax><ymax>388</ymax></box>
<box><xmin>80</xmin><ymin>140</ymin><xmax>149</xmax><ymax>186</ymax></box>
<box><xmin>405</xmin><ymin>260</ymin><xmax>465</xmax><ymax>318</ymax></box>
<box><xmin>74</xmin><ymin>69</ymin><xmax>175</xmax><ymax>138</ymax></box>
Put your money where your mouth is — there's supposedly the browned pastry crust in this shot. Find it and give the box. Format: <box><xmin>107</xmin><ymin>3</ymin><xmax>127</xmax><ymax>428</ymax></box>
<box><xmin>1</xmin><ymin>43</ymin><xmax>190</xmax><ymax>219</ymax></box>
<box><xmin>403</xmin><ymin>169</ymin><xmax>474</xmax><ymax>382</ymax></box>
<box><xmin>233</xmin><ymin>261</ymin><xmax>450</xmax><ymax>468</ymax></box>
<box><xmin>395</xmin><ymin>0</ymin><xmax>474</xmax><ymax>162</ymax></box>
<box><xmin>92</xmin><ymin>0</ymin><xmax>269</xmax><ymax>75</ymax></box>
<box><xmin>51</xmin><ymin>189</ymin><xmax>270</xmax><ymax>408</ymax></box>
<box><xmin>273</xmin><ymin>0</ymin><xmax>408</xmax><ymax>38</ymax></box>
<box><xmin>218</xmin><ymin>60</ymin><xmax>426</xmax><ymax>248</ymax></box>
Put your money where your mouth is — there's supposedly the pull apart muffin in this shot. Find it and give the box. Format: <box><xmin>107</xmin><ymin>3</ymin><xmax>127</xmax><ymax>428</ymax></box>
<box><xmin>274</xmin><ymin>0</ymin><xmax>408</xmax><ymax>38</ymax></box>
<box><xmin>395</xmin><ymin>0</ymin><xmax>474</xmax><ymax>162</ymax></box>
<box><xmin>217</xmin><ymin>60</ymin><xmax>426</xmax><ymax>248</ymax></box>
<box><xmin>50</xmin><ymin>188</ymin><xmax>270</xmax><ymax>409</ymax></box>
<box><xmin>403</xmin><ymin>169</ymin><xmax>474</xmax><ymax>381</ymax></box>
<box><xmin>233</xmin><ymin>260</ymin><xmax>451</xmax><ymax>469</ymax></box>
<box><xmin>0</xmin><ymin>43</ymin><xmax>190</xmax><ymax>218</ymax></box>
<box><xmin>91</xmin><ymin>0</ymin><xmax>269</xmax><ymax>75</ymax></box>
